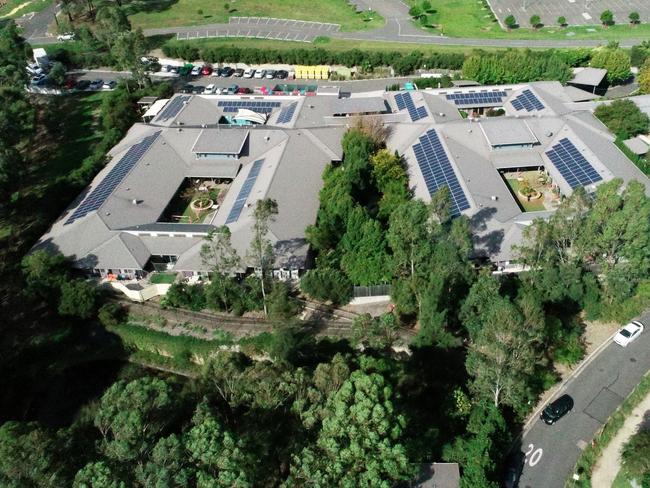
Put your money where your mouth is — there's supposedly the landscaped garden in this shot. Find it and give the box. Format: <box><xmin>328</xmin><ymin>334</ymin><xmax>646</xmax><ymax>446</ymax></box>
<box><xmin>160</xmin><ymin>178</ymin><xmax>225</xmax><ymax>224</ymax></box>
<box><xmin>502</xmin><ymin>170</ymin><xmax>557</xmax><ymax>212</ymax></box>
<box><xmin>127</xmin><ymin>0</ymin><xmax>383</xmax><ymax>31</ymax></box>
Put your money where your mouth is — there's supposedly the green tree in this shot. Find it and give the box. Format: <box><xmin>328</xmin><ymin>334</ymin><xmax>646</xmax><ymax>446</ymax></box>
<box><xmin>340</xmin><ymin>207</ymin><xmax>390</xmax><ymax>285</ymax></box>
<box><xmin>58</xmin><ymin>279</ymin><xmax>99</xmax><ymax>318</ymax></box>
<box><xmin>185</xmin><ymin>401</ymin><xmax>253</xmax><ymax>487</ymax></box>
<box><xmin>409</xmin><ymin>5</ymin><xmax>423</xmax><ymax>19</ymax></box>
<box><xmin>529</xmin><ymin>14</ymin><xmax>541</xmax><ymax>28</ymax></box>
<box><xmin>639</xmin><ymin>58</ymin><xmax>650</xmax><ymax>93</ymax></box>
<box><xmin>594</xmin><ymin>99</ymin><xmax>650</xmax><ymax>138</ymax></box>
<box><xmin>201</xmin><ymin>225</ymin><xmax>241</xmax><ymax>276</ymax></box>
<box><xmin>590</xmin><ymin>46</ymin><xmax>632</xmax><ymax>84</ymax></box>
<box><xmin>0</xmin><ymin>421</ymin><xmax>64</xmax><ymax>487</ymax></box>
<box><xmin>629</xmin><ymin>11</ymin><xmax>641</xmax><ymax>24</ymax></box>
<box><xmin>421</xmin><ymin>0</ymin><xmax>432</xmax><ymax>12</ymax></box>
<box><xmin>21</xmin><ymin>250</ymin><xmax>69</xmax><ymax>302</ymax></box>
<box><xmin>600</xmin><ymin>9</ymin><xmax>614</xmax><ymax>25</ymax></box>
<box><xmin>443</xmin><ymin>402</ymin><xmax>505</xmax><ymax>488</ymax></box>
<box><xmin>0</xmin><ymin>144</ymin><xmax>24</xmax><ymax>197</ymax></box>
<box><xmin>73</xmin><ymin>461</ymin><xmax>126</xmax><ymax>488</ymax></box>
<box><xmin>504</xmin><ymin>15</ymin><xmax>517</xmax><ymax>30</ymax></box>
<box><xmin>112</xmin><ymin>29</ymin><xmax>148</xmax><ymax>88</ymax></box>
<box><xmin>352</xmin><ymin>312</ymin><xmax>400</xmax><ymax>350</ymax></box>
<box><xmin>49</xmin><ymin>61</ymin><xmax>67</xmax><ymax>86</ymax></box>
<box><xmin>557</xmin><ymin>16</ymin><xmax>567</xmax><ymax>26</ymax></box>
<box><xmin>247</xmin><ymin>198</ymin><xmax>278</xmax><ymax>316</ymax></box>
<box><xmin>299</xmin><ymin>267</ymin><xmax>352</xmax><ymax>305</ymax></box>
<box><xmin>95</xmin><ymin>5</ymin><xmax>130</xmax><ymax>48</ymax></box>
<box><xmin>287</xmin><ymin>370</ymin><xmax>413</xmax><ymax>487</ymax></box>
<box><xmin>0</xmin><ymin>21</ymin><xmax>29</xmax><ymax>87</ymax></box>
<box><xmin>266</xmin><ymin>281</ymin><xmax>300</xmax><ymax>320</ymax></box>
<box><xmin>94</xmin><ymin>377</ymin><xmax>178</xmax><ymax>463</ymax></box>
<box><xmin>97</xmin><ymin>302</ymin><xmax>125</xmax><ymax>328</ymax></box>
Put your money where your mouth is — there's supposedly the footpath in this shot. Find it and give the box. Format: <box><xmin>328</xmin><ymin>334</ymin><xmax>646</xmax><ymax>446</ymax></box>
<box><xmin>591</xmin><ymin>392</ymin><xmax>650</xmax><ymax>487</ymax></box>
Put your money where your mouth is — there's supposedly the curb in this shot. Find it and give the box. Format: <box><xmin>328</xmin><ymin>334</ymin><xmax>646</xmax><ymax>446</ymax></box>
<box><xmin>520</xmin><ymin>329</ymin><xmax>618</xmax><ymax>437</ymax></box>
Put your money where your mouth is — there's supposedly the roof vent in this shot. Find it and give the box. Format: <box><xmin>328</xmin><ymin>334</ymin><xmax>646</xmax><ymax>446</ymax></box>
<box><xmin>491</xmin><ymin>195</ymin><xmax>498</xmax><ymax>201</ymax></box>
<box><xmin>439</xmin><ymin>112</ymin><xmax>445</xmax><ymax>117</ymax></box>
<box><xmin>467</xmin><ymin>129</ymin><xmax>472</xmax><ymax>133</ymax></box>
<box><xmin>546</xmin><ymin>131</ymin><xmax>553</xmax><ymax>137</ymax></box>
<box><xmin>177</xmin><ymin>128</ymin><xmax>182</xmax><ymax>132</ymax></box>
<box><xmin>132</xmin><ymin>199</ymin><xmax>140</xmax><ymax>205</ymax></box>
<box><xmin>264</xmin><ymin>136</ymin><xmax>270</xmax><ymax>142</ymax></box>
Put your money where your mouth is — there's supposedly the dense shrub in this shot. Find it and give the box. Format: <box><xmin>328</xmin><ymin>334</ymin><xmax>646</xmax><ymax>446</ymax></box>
<box><xmin>300</xmin><ymin>268</ymin><xmax>353</xmax><ymax>306</ymax></box>
<box><xmin>594</xmin><ymin>99</ymin><xmax>650</xmax><ymax>139</ymax></box>
<box><xmin>462</xmin><ymin>49</ymin><xmax>571</xmax><ymax>84</ymax></box>
<box><xmin>162</xmin><ymin>42</ymin><xmax>465</xmax><ymax>73</ymax></box>
<box><xmin>162</xmin><ymin>282</ymin><xmax>206</xmax><ymax>311</ymax></box>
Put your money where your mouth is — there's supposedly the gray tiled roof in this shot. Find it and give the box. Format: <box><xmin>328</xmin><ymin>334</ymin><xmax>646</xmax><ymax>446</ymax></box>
<box><xmin>191</xmin><ymin>129</ymin><xmax>249</xmax><ymax>154</ymax></box>
<box><xmin>36</xmin><ymin>83</ymin><xmax>650</xmax><ymax>272</ymax></box>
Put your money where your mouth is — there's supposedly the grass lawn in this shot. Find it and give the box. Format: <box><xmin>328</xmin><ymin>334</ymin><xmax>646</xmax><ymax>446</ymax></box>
<box><xmin>150</xmin><ymin>272</ymin><xmax>178</xmax><ymax>284</ymax></box>
<box><xmin>127</xmin><ymin>0</ymin><xmax>383</xmax><ymax>32</ymax></box>
<box><xmin>506</xmin><ymin>179</ymin><xmax>547</xmax><ymax>212</ymax></box>
<box><xmin>0</xmin><ymin>92</ymin><xmax>106</xmax><ymax>279</ymax></box>
<box><xmin>0</xmin><ymin>0</ymin><xmax>51</xmax><ymax>19</ymax></box>
<box><xmin>611</xmin><ymin>469</ymin><xmax>635</xmax><ymax>488</ymax></box>
<box><xmin>405</xmin><ymin>0</ymin><xmax>650</xmax><ymax>40</ymax></box>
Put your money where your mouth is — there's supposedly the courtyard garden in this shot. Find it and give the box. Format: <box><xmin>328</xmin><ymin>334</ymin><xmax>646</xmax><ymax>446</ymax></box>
<box><xmin>161</xmin><ymin>178</ymin><xmax>227</xmax><ymax>224</ymax></box>
<box><xmin>502</xmin><ymin>169</ymin><xmax>558</xmax><ymax>212</ymax></box>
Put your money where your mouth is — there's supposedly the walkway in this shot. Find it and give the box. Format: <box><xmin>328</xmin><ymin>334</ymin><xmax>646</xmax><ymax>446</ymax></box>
<box><xmin>591</xmin><ymin>391</ymin><xmax>650</xmax><ymax>487</ymax></box>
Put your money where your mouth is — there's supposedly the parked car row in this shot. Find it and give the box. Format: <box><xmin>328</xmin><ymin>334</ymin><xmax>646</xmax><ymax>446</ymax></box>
<box><xmin>162</xmin><ymin>64</ymin><xmax>289</xmax><ymax>80</ymax></box>
<box><xmin>180</xmin><ymin>83</ymin><xmax>253</xmax><ymax>95</ymax></box>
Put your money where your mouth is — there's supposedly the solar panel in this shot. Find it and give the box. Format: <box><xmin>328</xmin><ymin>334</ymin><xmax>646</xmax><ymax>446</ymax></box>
<box><xmin>218</xmin><ymin>100</ymin><xmax>281</xmax><ymax>115</ymax></box>
<box><xmin>445</xmin><ymin>91</ymin><xmax>507</xmax><ymax>106</ymax></box>
<box><xmin>412</xmin><ymin>129</ymin><xmax>470</xmax><ymax>216</ymax></box>
<box><xmin>225</xmin><ymin>159</ymin><xmax>265</xmax><ymax>224</ymax></box>
<box><xmin>545</xmin><ymin>138</ymin><xmax>602</xmax><ymax>189</ymax></box>
<box><xmin>277</xmin><ymin>102</ymin><xmax>298</xmax><ymax>124</ymax></box>
<box><xmin>395</xmin><ymin>92</ymin><xmax>428</xmax><ymax>121</ymax></box>
<box><xmin>156</xmin><ymin>96</ymin><xmax>190</xmax><ymax>122</ymax></box>
<box><xmin>511</xmin><ymin>89</ymin><xmax>544</xmax><ymax>112</ymax></box>
<box><xmin>65</xmin><ymin>131</ymin><xmax>162</xmax><ymax>225</ymax></box>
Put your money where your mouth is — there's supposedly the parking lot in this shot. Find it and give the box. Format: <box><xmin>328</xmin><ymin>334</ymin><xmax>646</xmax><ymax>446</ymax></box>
<box><xmin>489</xmin><ymin>0</ymin><xmax>650</xmax><ymax>26</ymax></box>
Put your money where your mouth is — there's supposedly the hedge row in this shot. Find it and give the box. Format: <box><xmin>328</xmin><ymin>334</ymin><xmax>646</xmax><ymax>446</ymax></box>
<box><xmin>161</xmin><ymin>43</ymin><xmax>466</xmax><ymax>74</ymax></box>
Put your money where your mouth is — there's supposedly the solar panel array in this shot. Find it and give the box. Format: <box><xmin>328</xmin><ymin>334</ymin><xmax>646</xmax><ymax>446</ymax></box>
<box><xmin>445</xmin><ymin>91</ymin><xmax>507</xmax><ymax>106</ymax></box>
<box><xmin>511</xmin><ymin>89</ymin><xmax>545</xmax><ymax>112</ymax></box>
<box><xmin>277</xmin><ymin>102</ymin><xmax>298</xmax><ymax>123</ymax></box>
<box><xmin>545</xmin><ymin>138</ymin><xmax>602</xmax><ymax>189</ymax></box>
<box><xmin>394</xmin><ymin>92</ymin><xmax>427</xmax><ymax>121</ymax></box>
<box><xmin>218</xmin><ymin>100</ymin><xmax>281</xmax><ymax>114</ymax></box>
<box><xmin>225</xmin><ymin>159</ymin><xmax>265</xmax><ymax>224</ymax></box>
<box><xmin>65</xmin><ymin>131</ymin><xmax>162</xmax><ymax>225</ymax></box>
<box><xmin>412</xmin><ymin>129</ymin><xmax>470</xmax><ymax>216</ymax></box>
<box><xmin>157</xmin><ymin>96</ymin><xmax>190</xmax><ymax>122</ymax></box>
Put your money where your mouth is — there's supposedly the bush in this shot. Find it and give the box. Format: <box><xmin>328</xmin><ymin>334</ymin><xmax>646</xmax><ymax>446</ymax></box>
<box><xmin>161</xmin><ymin>282</ymin><xmax>206</xmax><ymax>311</ymax></box>
<box><xmin>98</xmin><ymin>302</ymin><xmax>126</xmax><ymax>328</ymax></box>
<box><xmin>590</xmin><ymin>47</ymin><xmax>632</xmax><ymax>84</ymax></box>
<box><xmin>462</xmin><ymin>49</ymin><xmax>571</xmax><ymax>84</ymax></box>
<box><xmin>594</xmin><ymin>99</ymin><xmax>649</xmax><ymax>139</ymax></box>
<box><xmin>300</xmin><ymin>268</ymin><xmax>353</xmax><ymax>306</ymax></box>
<box><xmin>266</xmin><ymin>282</ymin><xmax>301</xmax><ymax>320</ymax></box>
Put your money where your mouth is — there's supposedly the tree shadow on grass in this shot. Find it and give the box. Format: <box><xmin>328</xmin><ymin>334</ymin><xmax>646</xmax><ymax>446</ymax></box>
<box><xmin>121</xmin><ymin>0</ymin><xmax>179</xmax><ymax>17</ymax></box>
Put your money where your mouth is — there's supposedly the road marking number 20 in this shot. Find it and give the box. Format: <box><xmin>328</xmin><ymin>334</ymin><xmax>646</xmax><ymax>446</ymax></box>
<box><xmin>525</xmin><ymin>444</ymin><xmax>543</xmax><ymax>467</ymax></box>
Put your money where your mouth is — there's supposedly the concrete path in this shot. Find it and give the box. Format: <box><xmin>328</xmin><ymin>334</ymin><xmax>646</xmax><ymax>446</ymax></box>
<box><xmin>591</xmin><ymin>391</ymin><xmax>650</xmax><ymax>487</ymax></box>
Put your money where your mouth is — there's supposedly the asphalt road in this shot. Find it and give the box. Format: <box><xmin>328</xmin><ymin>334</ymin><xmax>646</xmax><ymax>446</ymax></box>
<box><xmin>517</xmin><ymin>310</ymin><xmax>650</xmax><ymax>488</ymax></box>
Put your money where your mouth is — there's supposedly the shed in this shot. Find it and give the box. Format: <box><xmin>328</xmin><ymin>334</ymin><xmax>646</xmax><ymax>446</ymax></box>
<box><xmin>142</xmin><ymin>99</ymin><xmax>170</xmax><ymax>123</ymax></box>
<box><xmin>568</xmin><ymin>68</ymin><xmax>608</xmax><ymax>95</ymax></box>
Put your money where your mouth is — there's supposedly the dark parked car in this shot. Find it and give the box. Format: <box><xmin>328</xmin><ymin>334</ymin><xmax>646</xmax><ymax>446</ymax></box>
<box><xmin>233</xmin><ymin>68</ymin><xmax>244</xmax><ymax>77</ymax></box>
<box><xmin>541</xmin><ymin>394</ymin><xmax>573</xmax><ymax>425</ymax></box>
<box><xmin>276</xmin><ymin>69</ymin><xmax>288</xmax><ymax>79</ymax></box>
<box><xmin>192</xmin><ymin>85</ymin><xmax>205</xmax><ymax>94</ymax></box>
<box><xmin>75</xmin><ymin>79</ymin><xmax>91</xmax><ymax>90</ymax></box>
<box><xmin>502</xmin><ymin>451</ymin><xmax>525</xmax><ymax>488</ymax></box>
<box><xmin>180</xmin><ymin>84</ymin><xmax>194</xmax><ymax>93</ymax></box>
<box><xmin>219</xmin><ymin>66</ymin><xmax>234</xmax><ymax>77</ymax></box>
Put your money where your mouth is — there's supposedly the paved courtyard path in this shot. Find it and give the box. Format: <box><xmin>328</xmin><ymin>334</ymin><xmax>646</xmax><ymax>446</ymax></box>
<box><xmin>591</xmin><ymin>391</ymin><xmax>650</xmax><ymax>487</ymax></box>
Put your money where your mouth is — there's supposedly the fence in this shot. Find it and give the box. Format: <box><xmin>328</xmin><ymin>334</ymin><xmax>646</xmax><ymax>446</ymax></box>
<box><xmin>353</xmin><ymin>283</ymin><xmax>391</xmax><ymax>298</ymax></box>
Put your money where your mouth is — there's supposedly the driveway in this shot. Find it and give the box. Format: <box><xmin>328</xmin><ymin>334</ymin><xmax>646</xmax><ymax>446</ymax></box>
<box><xmin>517</xmin><ymin>310</ymin><xmax>650</xmax><ymax>488</ymax></box>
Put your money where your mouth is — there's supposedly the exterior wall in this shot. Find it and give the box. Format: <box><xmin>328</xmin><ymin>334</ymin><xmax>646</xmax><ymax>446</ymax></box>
<box><xmin>106</xmin><ymin>281</ymin><xmax>172</xmax><ymax>302</ymax></box>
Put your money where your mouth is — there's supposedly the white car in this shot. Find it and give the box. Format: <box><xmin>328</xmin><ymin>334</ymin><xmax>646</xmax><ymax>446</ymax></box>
<box><xmin>613</xmin><ymin>321</ymin><xmax>644</xmax><ymax>347</ymax></box>
<box><xmin>265</xmin><ymin>69</ymin><xmax>276</xmax><ymax>79</ymax></box>
<box><xmin>191</xmin><ymin>66</ymin><xmax>202</xmax><ymax>76</ymax></box>
<box><xmin>204</xmin><ymin>83</ymin><xmax>216</xmax><ymax>94</ymax></box>
<box><xmin>253</xmin><ymin>69</ymin><xmax>266</xmax><ymax>79</ymax></box>
<box><xmin>57</xmin><ymin>32</ymin><xmax>75</xmax><ymax>41</ymax></box>
<box><xmin>243</xmin><ymin>68</ymin><xmax>254</xmax><ymax>78</ymax></box>
<box><xmin>26</xmin><ymin>64</ymin><xmax>43</xmax><ymax>76</ymax></box>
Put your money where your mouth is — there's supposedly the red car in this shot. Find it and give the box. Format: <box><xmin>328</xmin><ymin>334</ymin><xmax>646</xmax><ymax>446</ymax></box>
<box><xmin>64</xmin><ymin>77</ymin><xmax>77</xmax><ymax>89</ymax></box>
<box><xmin>236</xmin><ymin>87</ymin><xmax>252</xmax><ymax>94</ymax></box>
<box><xmin>201</xmin><ymin>65</ymin><xmax>212</xmax><ymax>76</ymax></box>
